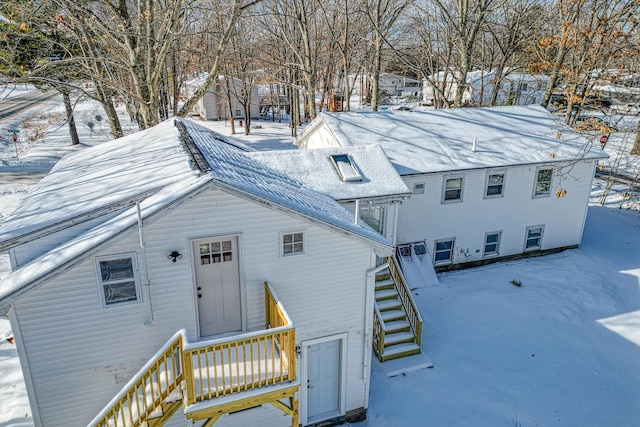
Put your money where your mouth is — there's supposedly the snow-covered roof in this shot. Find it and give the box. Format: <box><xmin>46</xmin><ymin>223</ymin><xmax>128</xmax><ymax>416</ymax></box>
<box><xmin>301</xmin><ymin>106</ymin><xmax>608</xmax><ymax>176</ymax></box>
<box><xmin>0</xmin><ymin>118</ymin><xmax>393</xmax><ymax>309</ymax></box>
<box><xmin>0</xmin><ymin>120</ymin><xmax>198</xmax><ymax>249</ymax></box>
<box><xmin>246</xmin><ymin>145</ymin><xmax>411</xmax><ymax>201</ymax></box>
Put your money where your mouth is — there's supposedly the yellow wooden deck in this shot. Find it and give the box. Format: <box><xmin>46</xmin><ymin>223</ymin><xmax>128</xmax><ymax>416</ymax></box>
<box><xmin>89</xmin><ymin>282</ymin><xmax>298</xmax><ymax>427</ymax></box>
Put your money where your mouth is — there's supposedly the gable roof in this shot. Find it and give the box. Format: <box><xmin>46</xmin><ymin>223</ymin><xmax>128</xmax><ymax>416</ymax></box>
<box><xmin>246</xmin><ymin>145</ymin><xmax>411</xmax><ymax>201</ymax></box>
<box><xmin>0</xmin><ymin>121</ymin><xmax>197</xmax><ymax>249</ymax></box>
<box><xmin>299</xmin><ymin>106</ymin><xmax>608</xmax><ymax>176</ymax></box>
<box><xmin>0</xmin><ymin>119</ymin><xmax>392</xmax><ymax>310</ymax></box>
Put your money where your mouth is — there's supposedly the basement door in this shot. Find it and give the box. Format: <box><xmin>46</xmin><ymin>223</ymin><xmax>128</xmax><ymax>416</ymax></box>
<box><xmin>306</xmin><ymin>338</ymin><xmax>342</xmax><ymax>424</ymax></box>
<box><xmin>193</xmin><ymin>236</ymin><xmax>242</xmax><ymax>337</ymax></box>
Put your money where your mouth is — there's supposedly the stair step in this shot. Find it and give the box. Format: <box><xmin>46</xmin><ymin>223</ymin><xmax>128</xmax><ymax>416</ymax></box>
<box><xmin>375</xmin><ymin>270</ymin><xmax>391</xmax><ymax>280</ymax></box>
<box><xmin>381</xmin><ymin>342</ymin><xmax>421</xmax><ymax>361</ymax></box>
<box><xmin>375</xmin><ymin>278</ymin><xmax>394</xmax><ymax>289</ymax></box>
<box><xmin>375</xmin><ymin>288</ymin><xmax>398</xmax><ymax>300</ymax></box>
<box><xmin>385</xmin><ymin>319</ymin><xmax>411</xmax><ymax>333</ymax></box>
<box><xmin>377</xmin><ymin>298</ymin><xmax>402</xmax><ymax>311</ymax></box>
<box><xmin>383</xmin><ymin>331</ymin><xmax>415</xmax><ymax>346</ymax></box>
<box><xmin>381</xmin><ymin>309</ymin><xmax>406</xmax><ymax>322</ymax></box>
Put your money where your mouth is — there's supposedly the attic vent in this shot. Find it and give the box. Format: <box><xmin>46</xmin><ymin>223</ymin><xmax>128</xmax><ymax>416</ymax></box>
<box><xmin>329</xmin><ymin>154</ymin><xmax>362</xmax><ymax>182</ymax></box>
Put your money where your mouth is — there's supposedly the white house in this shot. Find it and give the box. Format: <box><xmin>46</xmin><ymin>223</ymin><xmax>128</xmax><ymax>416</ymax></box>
<box><xmin>296</xmin><ymin>106</ymin><xmax>608</xmax><ymax>272</ymax></box>
<box><xmin>350</xmin><ymin>73</ymin><xmax>421</xmax><ymax>99</ymax></box>
<box><xmin>0</xmin><ymin>119</ymin><xmax>415</xmax><ymax>427</ymax></box>
<box><xmin>183</xmin><ymin>74</ymin><xmax>260</xmax><ymax>120</ymax></box>
<box><xmin>423</xmin><ymin>70</ymin><xmax>548</xmax><ymax>107</ymax></box>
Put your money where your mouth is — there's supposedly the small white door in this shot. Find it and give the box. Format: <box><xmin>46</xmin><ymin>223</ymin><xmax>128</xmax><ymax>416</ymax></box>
<box><xmin>193</xmin><ymin>236</ymin><xmax>242</xmax><ymax>337</ymax></box>
<box><xmin>307</xmin><ymin>339</ymin><xmax>341</xmax><ymax>423</ymax></box>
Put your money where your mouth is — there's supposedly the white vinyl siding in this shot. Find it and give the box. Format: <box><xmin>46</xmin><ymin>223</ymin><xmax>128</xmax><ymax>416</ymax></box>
<box><xmin>397</xmin><ymin>161</ymin><xmax>597</xmax><ymax>266</ymax></box>
<box><xmin>13</xmin><ymin>188</ymin><xmax>375</xmax><ymax>427</ymax></box>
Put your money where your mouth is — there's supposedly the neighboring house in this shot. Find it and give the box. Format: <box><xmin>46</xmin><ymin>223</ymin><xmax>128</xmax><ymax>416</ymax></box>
<box><xmin>0</xmin><ymin>119</ymin><xmax>403</xmax><ymax>427</ymax></box>
<box><xmin>183</xmin><ymin>74</ymin><xmax>260</xmax><ymax>120</ymax></box>
<box><xmin>350</xmin><ymin>73</ymin><xmax>421</xmax><ymax>98</ymax></box>
<box><xmin>378</xmin><ymin>73</ymin><xmax>421</xmax><ymax>97</ymax></box>
<box><xmin>423</xmin><ymin>70</ymin><xmax>548</xmax><ymax>107</ymax></box>
<box><xmin>296</xmin><ymin>106</ymin><xmax>608</xmax><ymax>272</ymax></box>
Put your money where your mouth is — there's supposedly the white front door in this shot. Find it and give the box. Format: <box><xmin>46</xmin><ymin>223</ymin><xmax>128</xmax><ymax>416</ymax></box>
<box><xmin>307</xmin><ymin>339</ymin><xmax>341</xmax><ymax>423</ymax></box>
<box><xmin>193</xmin><ymin>236</ymin><xmax>242</xmax><ymax>337</ymax></box>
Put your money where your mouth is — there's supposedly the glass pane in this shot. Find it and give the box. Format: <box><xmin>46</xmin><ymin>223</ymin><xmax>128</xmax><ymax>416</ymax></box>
<box><xmin>538</xmin><ymin>169</ymin><xmax>552</xmax><ymax>181</ymax></box>
<box><xmin>200</xmin><ymin>255</ymin><xmax>210</xmax><ymax>265</ymax></box>
<box><xmin>486</xmin><ymin>185</ymin><xmax>503</xmax><ymax>196</ymax></box>
<box><xmin>283</xmin><ymin>244</ymin><xmax>293</xmax><ymax>255</ymax></box>
<box><xmin>435</xmin><ymin>251</ymin><xmax>451</xmax><ymax>261</ymax></box>
<box><xmin>223</xmin><ymin>252</ymin><xmax>232</xmax><ymax>262</ymax></box>
<box><xmin>104</xmin><ymin>281</ymin><xmax>137</xmax><ymax>304</ymax></box>
<box><xmin>486</xmin><ymin>233</ymin><xmax>499</xmax><ymax>244</ymax></box>
<box><xmin>293</xmin><ymin>233</ymin><xmax>304</xmax><ymax>243</ymax></box>
<box><xmin>100</xmin><ymin>258</ymin><xmax>133</xmax><ymax>282</ymax></box>
<box><xmin>199</xmin><ymin>244</ymin><xmax>210</xmax><ymax>254</ymax></box>
<box><xmin>212</xmin><ymin>254</ymin><xmax>221</xmax><ymax>263</ymax></box>
<box><xmin>446</xmin><ymin>178</ymin><xmax>462</xmax><ymax>190</ymax></box>
<box><xmin>436</xmin><ymin>241</ymin><xmax>452</xmax><ymax>251</ymax></box>
<box><xmin>528</xmin><ymin>228</ymin><xmax>542</xmax><ymax>238</ymax></box>
<box><xmin>444</xmin><ymin>189</ymin><xmax>461</xmax><ymax>200</ymax></box>
<box><xmin>210</xmin><ymin>242</ymin><xmax>220</xmax><ymax>253</ymax></box>
<box><xmin>221</xmin><ymin>241</ymin><xmax>232</xmax><ymax>251</ymax></box>
<box><xmin>488</xmin><ymin>174</ymin><xmax>504</xmax><ymax>185</ymax></box>
<box><xmin>485</xmin><ymin>243</ymin><xmax>498</xmax><ymax>253</ymax></box>
<box><xmin>293</xmin><ymin>243</ymin><xmax>303</xmax><ymax>253</ymax></box>
<box><xmin>283</xmin><ymin>234</ymin><xmax>292</xmax><ymax>244</ymax></box>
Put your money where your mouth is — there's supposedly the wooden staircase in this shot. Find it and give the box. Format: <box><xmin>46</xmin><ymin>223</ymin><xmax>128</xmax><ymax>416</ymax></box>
<box><xmin>372</xmin><ymin>256</ymin><xmax>423</xmax><ymax>362</ymax></box>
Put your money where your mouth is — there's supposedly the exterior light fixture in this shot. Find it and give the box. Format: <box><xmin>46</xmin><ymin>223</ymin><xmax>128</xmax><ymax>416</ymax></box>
<box><xmin>168</xmin><ymin>251</ymin><xmax>183</xmax><ymax>263</ymax></box>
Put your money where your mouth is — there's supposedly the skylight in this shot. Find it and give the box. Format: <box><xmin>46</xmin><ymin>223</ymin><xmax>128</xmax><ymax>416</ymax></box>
<box><xmin>329</xmin><ymin>154</ymin><xmax>362</xmax><ymax>182</ymax></box>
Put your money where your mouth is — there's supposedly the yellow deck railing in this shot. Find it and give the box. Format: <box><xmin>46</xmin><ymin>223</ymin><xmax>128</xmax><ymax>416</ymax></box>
<box><xmin>387</xmin><ymin>256</ymin><xmax>423</xmax><ymax>347</ymax></box>
<box><xmin>89</xmin><ymin>282</ymin><xmax>295</xmax><ymax>427</ymax></box>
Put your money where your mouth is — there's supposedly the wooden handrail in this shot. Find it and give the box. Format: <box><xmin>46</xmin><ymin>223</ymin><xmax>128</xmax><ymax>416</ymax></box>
<box><xmin>372</xmin><ymin>305</ymin><xmax>385</xmax><ymax>359</ymax></box>
<box><xmin>89</xmin><ymin>283</ymin><xmax>297</xmax><ymax>426</ymax></box>
<box><xmin>89</xmin><ymin>332</ymin><xmax>185</xmax><ymax>427</ymax></box>
<box><xmin>387</xmin><ymin>256</ymin><xmax>423</xmax><ymax>347</ymax></box>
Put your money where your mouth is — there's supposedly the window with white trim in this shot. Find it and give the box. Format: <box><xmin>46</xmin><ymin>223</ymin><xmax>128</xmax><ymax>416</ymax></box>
<box><xmin>525</xmin><ymin>226</ymin><xmax>544</xmax><ymax>250</ymax></box>
<box><xmin>413</xmin><ymin>183</ymin><xmax>425</xmax><ymax>194</ymax></box>
<box><xmin>484</xmin><ymin>231</ymin><xmax>501</xmax><ymax>256</ymax></box>
<box><xmin>434</xmin><ymin>238</ymin><xmax>455</xmax><ymax>264</ymax></box>
<box><xmin>442</xmin><ymin>176</ymin><xmax>464</xmax><ymax>202</ymax></box>
<box><xmin>282</xmin><ymin>232</ymin><xmax>305</xmax><ymax>256</ymax></box>
<box><xmin>534</xmin><ymin>168</ymin><xmax>553</xmax><ymax>197</ymax></box>
<box><xmin>360</xmin><ymin>205</ymin><xmax>385</xmax><ymax>234</ymax></box>
<box><xmin>95</xmin><ymin>255</ymin><xmax>141</xmax><ymax>307</ymax></box>
<box><xmin>485</xmin><ymin>172</ymin><xmax>505</xmax><ymax>198</ymax></box>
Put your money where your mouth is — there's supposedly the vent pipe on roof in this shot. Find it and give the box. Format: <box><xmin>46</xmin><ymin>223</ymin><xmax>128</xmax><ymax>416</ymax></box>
<box><xmin>472</xmin><ymin>138</ymin><xmax>477</xmax><ymax>152</ymax></box>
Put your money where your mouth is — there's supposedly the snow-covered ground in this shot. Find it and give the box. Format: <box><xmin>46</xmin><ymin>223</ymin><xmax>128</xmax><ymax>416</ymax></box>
<box><xmin>0</xmin><ymin>92</ymin><xmax>639</xmax><ymax>426</ymax></box>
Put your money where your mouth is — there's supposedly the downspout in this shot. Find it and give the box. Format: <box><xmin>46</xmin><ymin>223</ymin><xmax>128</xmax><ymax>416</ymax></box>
<box><xmin>137</xmin><ymin>201</ymin><xmax>154</xmax><ymax>326</ymax></box>
<box><xmin>354</xmin><ymin>199</ymin><xmax>360</xmax><ymax>225</ymax></box>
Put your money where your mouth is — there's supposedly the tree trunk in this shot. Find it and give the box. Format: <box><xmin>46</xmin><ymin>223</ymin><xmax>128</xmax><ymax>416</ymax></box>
<box><xmin>632</xmin><ymin>122</ymin><xmax>640</xmax><ymax>155</ymax></box>
<box><xmin>62</xmin><ymin>90</ymin><xmax>80</xmax><ymax>145</ymax></box>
